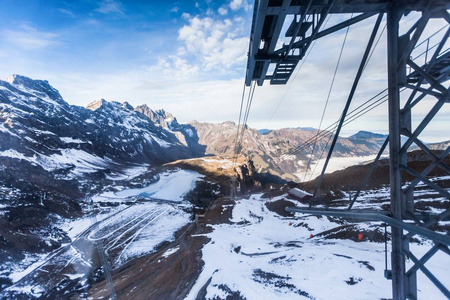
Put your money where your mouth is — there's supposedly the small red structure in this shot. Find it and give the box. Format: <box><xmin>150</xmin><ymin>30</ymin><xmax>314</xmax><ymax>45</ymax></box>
<box><xmin>358</xmin><ymin>233</ymin><xmax>363</xmax><ymax>241</ymax></box>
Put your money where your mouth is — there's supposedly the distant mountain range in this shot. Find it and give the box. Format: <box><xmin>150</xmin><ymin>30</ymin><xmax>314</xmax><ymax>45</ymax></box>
<box><xmin>5</xmin><ymin>74</ymin><xmax>447</xmax><ymax>194</ymax></box>
<box><xmin>186</xmin><ymin>122</ymin><xmax>388</xmax><ymax>181</ymax></box>
<box><xmin>0</xmin><ymin>75</ymin><xmax>396</xmax><ymax>200</ymax></box>
<box><xmin>0</xmin><ymin>75</ymin><xmax>445</xmax><ymax>289</ymax></box>
<box><xmin>0</xmin><ymin>75</ymin><xmax>208</xmax><ymax>209</ymax></box>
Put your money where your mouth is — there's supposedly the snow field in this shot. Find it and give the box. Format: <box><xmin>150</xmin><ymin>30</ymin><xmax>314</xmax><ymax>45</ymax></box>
<box><xmin>115</xmin><ymin>205</ymin><xmax>189</xmax><ymax>265</ymax></box>
<box><xmin>114</xmin><ymin>169</ymin><xmax>204</xmax><ymax>201</ymax></box>
<box><xmin>0</xmin><ymin>148</ymin><xmax>109</xmax><ymax>177</ymax></box>
<box><xmin>187</xmin><ymin>192</ymin><xmax>448</xmax><ymax>300</ymax></box>
<box><xmin>5</xmin><ymin>169</ymin><xmax>203</xmax><ymax>296</ymax></box>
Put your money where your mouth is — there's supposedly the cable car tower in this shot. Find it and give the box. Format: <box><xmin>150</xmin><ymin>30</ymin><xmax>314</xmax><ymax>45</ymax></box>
<box><xmin>245</xmin><ymin>0</ymin><xmax>450</xmax><ymax>299</ymax></box>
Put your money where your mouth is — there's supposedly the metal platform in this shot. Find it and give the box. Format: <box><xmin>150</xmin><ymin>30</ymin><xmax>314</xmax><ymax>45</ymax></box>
<box><xmin>245</xmin><ymin>0</ymin><xmax>450</xmax><ymax>86</ymax></box>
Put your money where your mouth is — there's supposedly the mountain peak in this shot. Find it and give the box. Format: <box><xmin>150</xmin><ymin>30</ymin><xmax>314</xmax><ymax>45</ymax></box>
<box><xmin>6</xmin><ymin>74</ymin><xmax>43</xmax><ymax>85</ymax></box>
<box><xmin>6</xmin><ymin>74</ymin><xmax>52</xmax><ymax>91</ymax></box>
<box><xmin>5</xmin><ymin>74</ymin><xmax>64</xmax><ymax>103</ymax></box>
<box><xmin>86</xmin><ymin>99</ymin><xmax>107</xmax><ymax>111</ymax></box>
<box><xmin>135</xmin><ymin>105</ymin><xmax>179</xmax><ymax>129</ymax></box>
<box><xmin>349</xmin><ymin>130</ymin><xmax>387</xmax><ymax>140</ymax></box>
<box><xmin>122</xmin><ymin>101</ymin><xmax>134</xmax><ymax>111</ymax></box>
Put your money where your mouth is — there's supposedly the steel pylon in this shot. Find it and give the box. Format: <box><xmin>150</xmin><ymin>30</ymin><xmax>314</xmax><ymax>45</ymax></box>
<box><xmin>245</xmin><ymin>1</ymin><xmax>450</xmax><ymax>298</ymax></box>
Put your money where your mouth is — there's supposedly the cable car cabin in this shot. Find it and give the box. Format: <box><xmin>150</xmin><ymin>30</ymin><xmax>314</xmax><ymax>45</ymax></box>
<box><xmin>288</xmin><ymin>188</ymin><xmax>312</xmax><ymax>202</ymax></box>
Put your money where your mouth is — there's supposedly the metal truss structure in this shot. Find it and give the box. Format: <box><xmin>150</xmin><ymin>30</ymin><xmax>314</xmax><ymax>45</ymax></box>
<box><xmin>245</xmin><ymin>1</ymin><xmax>450</xmax><ymax>299</ymax></box>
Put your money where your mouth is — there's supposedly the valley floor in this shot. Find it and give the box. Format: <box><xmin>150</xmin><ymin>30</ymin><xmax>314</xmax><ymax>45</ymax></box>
<box><xmin>1</xmin><ymin>168</ymin><xmax>203</xmax><ymax>298</ymax></box>
<box><xmin>2</xmin><ymin>172</ymin><xmax>449</xmax><ymax>299</ymax></box>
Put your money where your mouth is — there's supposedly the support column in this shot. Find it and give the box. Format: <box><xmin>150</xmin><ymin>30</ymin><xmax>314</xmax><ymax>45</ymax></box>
<box><xmin>387</xmin><ymin>6</ymin><xmax>406</xmax><ymax>300</ymax></box>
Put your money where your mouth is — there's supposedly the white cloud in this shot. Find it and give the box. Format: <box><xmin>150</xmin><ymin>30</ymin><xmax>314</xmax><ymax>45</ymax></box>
<box><xmin>170</xmin><ymin>6</ymin><xmax>179</xmax><ymax>13</ymax></box>
<box><xmin>58</xmin><ymin>8</ymin><xmax>76</xmax><ymax>18</ymax></box>
<box><xmin>149</xmin><ymin>56</ymin><xmax>200</xmax><ymax>79</ymax></box>
<box><xmin>150</xmin><ymin>15</ymin><xmax>249</xmax><ymax>80</ymax></box>
<box><xmin>229</xmin><ymin>0</ymin><xmax>251</xmax><ymax>11</ymax></box>
<box><xmin>95</xmin><ymin>0</ymin><xmax>125</xmax><ymax>15</ymax></box>
<box><xmin>1</xmin><ymin>25</ymin><xmax>58</xmax><ymax>50</ymax></box>
<box><xmin>218</xmin><ymin>7</ymin><xmax>228</xmax><ymax>15</ymax></box>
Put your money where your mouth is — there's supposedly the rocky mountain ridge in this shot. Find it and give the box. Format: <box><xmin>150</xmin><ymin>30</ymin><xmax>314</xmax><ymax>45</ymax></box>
<box><xmin>0</xmin><ymin>75</ymin><xmax>202</xmax><ymax>210</ymax></box>
<box><xmin>0</xmin><ymin>74</ymin><xmax>417</xmax><ymax>190</ymax></box>
<box><xmin>183</xmin><ymin>121</ymin><xmax>388</xmax><ymax>181</ymax></box>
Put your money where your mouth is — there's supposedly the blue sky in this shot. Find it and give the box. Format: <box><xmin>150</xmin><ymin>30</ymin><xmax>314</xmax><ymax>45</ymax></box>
<box><xmin>0</xmin><ymin>1</ymin><xmax>448</xmax><ymax>142</ymax></box>
<box><xmin>0</xmin><ymin>0</ymin><xmax>251</xmax><ymax>77</ymax></box>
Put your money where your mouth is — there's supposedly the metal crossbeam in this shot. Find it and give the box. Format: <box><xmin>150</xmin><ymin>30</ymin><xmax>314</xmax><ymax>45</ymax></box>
<box><xmin>285</xmin><ymin>207</ymin><xmax>450</xmax><ymax>246</ymax></box>
<box><xmin>245</xmin><ymin>0</ymin><xmax>450</xmax><ymax>87</ymax></box>
<box><xmin>246</xmin><ymin>0</ymin><xmax>450</xmax><ymax>299</ymax></box>
<box><xmin>407</xmin><ymin>251</ymin><xmax>450</xmax><ymax>298</ymax></box>
<box><xmin>405</xmin><ymin>146</ymin><xmax>450</xmax><ymax>193</ymax></box>
<box><xmin>246</xmin><ymin>0</ymin><xmax>450</xmax><ymax>298</ymax></box>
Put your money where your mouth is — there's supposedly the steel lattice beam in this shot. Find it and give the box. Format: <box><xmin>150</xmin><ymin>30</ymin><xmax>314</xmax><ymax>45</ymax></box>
<box><xmin>246</xmin><ymin>0</ymin><xmax>450</xmax><ymax>299</ymax></box>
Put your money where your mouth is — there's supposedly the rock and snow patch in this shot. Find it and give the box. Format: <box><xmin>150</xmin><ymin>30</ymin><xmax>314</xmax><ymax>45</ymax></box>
<box><xmin>162</xmin><ymin>246</ymin><xmax>180</xmax><ymax>258</ymax></box>
<box><xmin>59</xmin><ymin>137</ymin><xmax>91</xmax><ymax>144</ymax></box>
<box><xmin>36</xmin><ymin>149</ymin><xmax>108</xmax><ymax>175</ymax></box>
<box><xmin>186</xmin><ymin>193</ymin><xmax>448</xmax><ymax>300</ymax></box>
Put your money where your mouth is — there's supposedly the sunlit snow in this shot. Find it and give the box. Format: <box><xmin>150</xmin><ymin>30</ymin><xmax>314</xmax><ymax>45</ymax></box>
<box><xmin>186</xmin><ymin>193</ymin><xmax>448</xmax><ymax>300</ymax></box>
<box><xmin>114</xmin><ymin>169</ymin><xmax>204</xmax><ymax>201</ymax></box>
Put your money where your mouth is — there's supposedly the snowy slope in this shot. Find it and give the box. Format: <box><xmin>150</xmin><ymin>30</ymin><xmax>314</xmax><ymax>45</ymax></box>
<box><xmin>1</xmin><ymin>169</ymin><xmax>202</xmax><ymax>297</ymax></box>
<box><xmin>0</xmin><ymin>75</ymin><xmax>201</xmax><ymax>295</ymax></box>
<box><xmin>186</xmin><ymin>184</ymin><xmax>449</xmax><ymax>300</ymax></box>
<box><xmin>113</xmin><ymin>169</ymin><xmax>204</xmax><ymax>201</ymax></box>
<box><xmin>0</xmin><ymin>75</ymin><xmax>198</xmax><ymax>185</ymax></box>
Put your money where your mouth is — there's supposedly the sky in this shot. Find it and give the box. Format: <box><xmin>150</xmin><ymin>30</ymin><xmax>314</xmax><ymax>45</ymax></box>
<box><xmin>0</xmin><ymin>0</ymin><xmax>448</xmax><ymax>142</ymax></box>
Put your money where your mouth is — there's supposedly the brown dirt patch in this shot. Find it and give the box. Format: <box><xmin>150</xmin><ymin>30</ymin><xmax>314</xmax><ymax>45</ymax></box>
<box><xmin>265</xmin><ymin>199</ymin><xmax>296</xmax><ymax>217</ymax></box>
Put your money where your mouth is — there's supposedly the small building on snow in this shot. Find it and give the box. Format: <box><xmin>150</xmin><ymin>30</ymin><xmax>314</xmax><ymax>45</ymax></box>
<box><xmin>288</xmin><ymin>188</ymin><xmax>313</xmax><ymax>201</ymax></box>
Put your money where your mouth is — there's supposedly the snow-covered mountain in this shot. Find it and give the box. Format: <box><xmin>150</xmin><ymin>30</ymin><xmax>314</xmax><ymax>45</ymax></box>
<box><xmin>0</xmin><ymin>75</ymin><xmax>204</xmax><ymax>271</ymax></box>
<box><xmin>135</xmin><ymin>104</ymin><xmax>206</xmax><ymax>155</ymax></box>
<box><xmin>0</xmin><ymin>75</ymin><xmax>199</xmax><ymax>197</ymax></box>
<box><xmin>186</xmin><ymin>121</ymin><xmax>388</xmax><ymax>181</ymax></box>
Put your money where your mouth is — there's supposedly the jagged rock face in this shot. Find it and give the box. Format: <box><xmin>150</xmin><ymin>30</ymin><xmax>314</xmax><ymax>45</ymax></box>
<box><xmin>187</xmin><ymin>121</ymin><xmax>388</xmax><ymax>181</ymax></box>
<box><xmin>136</xmin><ymin>105</ymin><xmax>206</xmax><ymax>156</ymax></box>
<box><xmin>135</xmin><ymin>105</ymin><xmax>177</xmax><ymax>129</ymax></box>
<box><xmin>0</xmin><ymin>75</ymin><xmax>200</xmax><ymax>205</ymax></box>
<box><xmin>83</xmin><ymin>99</ymin><xmax>194</xmax><ymax>163</ymax></box>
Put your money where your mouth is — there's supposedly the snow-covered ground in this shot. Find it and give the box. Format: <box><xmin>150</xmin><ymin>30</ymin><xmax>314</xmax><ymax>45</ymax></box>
<box><xmin>104</xmin><ymin>164</ymin><xmax>150</xmax><ymax>181</ymax></box>
<box><xmin>109</xmin><ymin>169</ymin><xmax>204</xmax><ymax>201</ymax></box>
<box><xmin>87</xmin><ymin>202</ymin><xmax>190</xmax><ymax>266</ymax></box>
<box><xmin>3</xmin><ymin>168</ymin><xmax>203</xmax><ymax>297</ymax></box>
<box><xmin>186</xmin><ymin>192</ymin><xmax>449</xmax><ymax>300</ymax></box>
<box><xmin>0</xmin><ymin>148</ymin><xmax>110</xmax><ymax>177</ymax></box>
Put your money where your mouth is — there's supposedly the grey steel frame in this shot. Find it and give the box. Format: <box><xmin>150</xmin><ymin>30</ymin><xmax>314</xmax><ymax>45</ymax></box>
<box><xmin>245</xmin><ymin>1</ymin><xmax>450</xmax><ymax>299</ymax></box>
